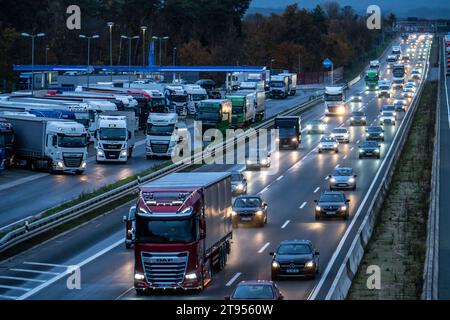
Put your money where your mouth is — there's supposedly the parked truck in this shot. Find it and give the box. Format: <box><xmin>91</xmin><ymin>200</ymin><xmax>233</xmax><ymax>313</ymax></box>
<box><xmin>146</xmin><ymin>112</ymin><xmax>185</xmax><ymax>159</ymax></box>
<box><xmin>163</xmin><ymin>85</ymin><xmax>188</xmax><ymax>116</ymax></box>
<box><xmin>196</xmin><ymin>99</ymin><xmax>232</xmax><ymax>131</ymax></box>
<box><xmin>0</xmin><ymin>118</ymin><xmax>14</xmax><ymax>172</ymax></box>
<box><xmin>3</xmin><ymin>115</ymin><xmax>88</xmax><ymax>174</ymax></box>
<box><xmin>274</xmin><ymin>116</ymin><xmax>301</xmax><ymax>149</ymax></box>
<box><xmin>279</xmin><ymin>73</ymin><xmax>297</xmax><ymax>96</ymax></box>
<box><xmin>133</xmin><ymin>172</ymin><xmax>233</xmax><ymax>293</ymax></box>
<box><xmin>226</xmin><ymin>93</ymin><xmax>256</xmax><ymax>128</ymax></box>
<box><xmin>183</xmin><ymin>85</ymin><xmax>208</xmax><ymax>115</ymax></box>
<box><xmin>269</xmin><ymin>75</ymin><xmax>289</xmax><ymax>99</ymax></box>
<box><xmin>324</xmin><ymin>86</ymin><xmax>346</xmax><ymax>116</ymax></box>
<box><xmin>94</xmin><ymin>111</ymin><xmax>136</xmax><ymax>164</ymax></box>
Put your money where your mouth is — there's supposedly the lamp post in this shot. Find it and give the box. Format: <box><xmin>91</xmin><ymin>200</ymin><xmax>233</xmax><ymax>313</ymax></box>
<box><xmin>20</xmin><ymin>32</ymin><xmax>45</xmax><ymax>95</ymax></box>
<box><xmin>45</xmin><ymin>45</ymin><xmax>50</xmax><ymax>65</ymax></box>
<box><xmin>152</xmin><ymin>36</ymin><xmax>169</xmax><ymax>66</ymax></box>
<box><xmin>107</xmin><ymin>22</ymin><xmax>114</xmax><ymax>80</ymax></box>
<box><xmin>79</xmin><ymin>34</ymin><xmax>100</xmax><ymax>88</ymax></box>
<box><xmin>141</xmin><ymin>26</ymin><xmax>147</xmax><ymax>67</ymax></box>
<box><xmin>270</xmin><ymin>58</ymin><xmax>276</xmax><ymax>72</ymax></box>
<box><xmin>121</xmin><ymin>35</ymin><xmax>140</xmax><ymax>88</ymax></box>
<box><xmin>172</xmin><ymin>47</ymin><xmax>177</xmax><ymax>82</ymax></box>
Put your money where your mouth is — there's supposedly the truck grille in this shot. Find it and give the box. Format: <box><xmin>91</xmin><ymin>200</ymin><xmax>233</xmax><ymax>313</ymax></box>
<box><xmin>103</xmin><ymin>143</ymin><xmax>122</xmax><ymax>150</ymax></box>
<box><xmin>63</xmin><ymin>157</ymin><xmax>82</xmax><ymax>168</ymax></box>
<box><xmin>141</xmin><ymin>252</ymin><xmax>188</xmax><ymax>286</ymax></box>
<box><xmin>176</xmin><ymin>105</ymin><xmax>185</xmax><ymax>114</ymax></box>
<box><xmin>151</xmin><ymin>143</ymin><xmax>169</xmax><ymax>154</ymax></box>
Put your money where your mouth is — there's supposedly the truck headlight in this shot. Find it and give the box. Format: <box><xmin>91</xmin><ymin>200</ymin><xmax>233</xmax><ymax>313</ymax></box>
<box><xmin>272</xmin><ymin>261</ymin><xmax>280</xmax><ymax>269</ymax></box>
<box><xmin>120</xmin><ymin>150</ymin><xmax>128</xmax><ymax>157</ymax></box>
<box><xmin>261</xmin><ymin>158</ymin><xmax>268</xmax><ymax>165</ymax></box>
<box><xmin>305</xmin><ymin>261</ymin><xmax>314</xmax><ymax>268</ymax></box>
<box><xmin>291</xmin><ymin>137</ymin><xmax>298</xmax><ymax>142</ymax></box>
<box><xmin>366</xmin><ymin>133</ymin><xmax>370</xmax><ymax>137</ymax></box>
<box><xmin>380</xmin><ymin>133</ymin><xmax>384</xmax><ymax>137</ymax></box>
<box><xmin>359</xmin><ymin>149</ymin><xmax>364</xmax><ymax>153</ymax></box>
<box><xmin>185</xmin><ymin>273</ymin><xmax>197</xmax><ymax>280</ymax></box>
<box><xmin>134</xmin><ymin>273</ymin><xmax>145</xmax><ymax>281</ymax></box>
<box><xmin>318</xmin><ymin>143</ymin><xmax>323</xmax><ymax>148</ymax></box>
<box><xmin>81</xmin><ymin>161</ymin><xmax>87</xmax><ymax>169</ymax></box>
<box><xmin>362</xmin><ymin>117</ymin><xmax>366</xmax><ymax>120</ymax></box>
<box><xmin>307</xmin><ymin>125</ymin><xmax>312</xmax><ymax>130</ymax></box>
<box><xmin>236</xmin><ymin>184</ymin><xmax>244</xmax><ymax>190</ymax></box>
<box><xmin>232</xmin><ymin>211</ymin><xmax>237</xmax><ymax>216</ymax></box>
<box><xmin>57</xmin><ymin>161</ymin><xmax>64</xmax><ymax>168</ymax></box>
<box><xmin>97</xmin><ymin>150</ymin><xmax>104</xmax><ymax>157</ymax></box>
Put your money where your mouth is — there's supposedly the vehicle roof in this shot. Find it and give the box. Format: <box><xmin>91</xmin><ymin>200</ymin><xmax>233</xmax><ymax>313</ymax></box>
<box><xmin>321</xmin><ymin>191</ymin><xmax>345</xmax><ymax>195</ymax></box>
<box><xmin>361</xmin><ymin>140</ymin><xmax>379</xmax><ymax>145</ymax></box>
<box><xmin>279</xmin><ymin>239</ymin><xmax>312</xmax><ymax>245</ymax></box>
<box><xmin>235</xmin><ymin>194</ymin><xmax>262</xmax><ymax>200</ymax></box>
<box><xmin>333</xmin><ymin>127</ymin><xmax>348</xmax><ymax>131</ymax></box>
<box><xmin>140</xmin><ymin>172</ymin><xmax>231</xmax><ymax>189</ymax></box>
<box><xmin>334</xmin><ymin>167</ymin><xmax>353</xmax><ymax>172</ymax></box>
<box><xmin>237</xmin><ymin>280</ymin><xmax>274</xmax><ymax>286</ymax></box>
<box><xmin>367</xmin><ymin>126</ymin><xmax>383</xmax><ymax>130</ymax></box>
<box><xmin>352</xmin><ymin>111</ymin><xmax>365</xmax><ymax>114</ymax></box>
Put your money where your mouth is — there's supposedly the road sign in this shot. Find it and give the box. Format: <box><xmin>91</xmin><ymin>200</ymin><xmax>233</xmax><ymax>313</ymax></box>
<box><xmin>323</xmin><ymin>58</ymin><xmax>333</xmax><ymax>69</ymax></box>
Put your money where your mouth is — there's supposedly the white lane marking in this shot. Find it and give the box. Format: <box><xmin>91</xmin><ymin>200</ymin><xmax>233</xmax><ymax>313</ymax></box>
<box><xmin>0</xmin><ymin>284</ymin><xmax>30</xmax><ymax>292</ymax></box>
<box><xmin>343</xmin><ymin>155</ymin><xmax>348</xmax><ymax>160</ymax></box>
<box><xmin>281</xmin><ymin>220</ymin><xmax>290</xmax><ymax>229</ymax></box>
<box><xmin>356</xmin><ymin>140</ymin><xmax>360</xmax><ymax>144</ymax></box>
<box><xmin>0</xmin><ymin>173</ymin><xmax>49</xmax><ymax>193</ymax></box>
<box><xmin>300</xmin><ymin>202</ymin><xmax>307</xmax><ymax>209</ymax></box>
<box><xmin>276</xmin><ymin>175</ymin><xmax>284</xmax><ymax>181</ymax></box>
<box><xmin>350</xmin><ymin>147</ymin><xmax>354</xmax><ymax>151</ymax></box>
<box><xmin>17</xmin><ymin>238</ymin><xmax>123</xmax><ymax>300</ymax></box>
<box><xmin>444</xmin><ymin>43</ymin><xmax>450</xmax><ymax>128</ymax></box>
<box><xmin>10</xmin><ymin>269</ymin><xmax>59</xmax><ymax>276</ymax></box>
<box><xmin>226</xmin><ymin>272</ymin><xmax>242</xmax><ymax>287</ymax></box>
<box><xmin>0</xmin><ymin>294</ymin><xmax>18</xmax><ymax>300</ymax></box>
<box><xmin>259</xmin><ymin>186</ymin><xmax>270</xmax><ymax>194</ymax></box>
<box><xmin>325</xmin><ymin>176</ymin><xmax>329</xmax><ymax>180</ymax></box>
<box><xmin>335</xmin><ymin>164</ymin><xmax>340</xmax><ymax>168</ymax></box>
<box><xmin>115</xmin><ymin>286</ymin><xmax>135</xmax><ymax>300</ymax></box>
<box><xmin>313</xmin><ymin>187</ymin><xmax>320</xmax><ymax>193</ymax></box>
<box><xmin>23</xmin><ymin>262</ymin><xmax>68</xmax><ymax>268</ymax></box>
<box><xmin>258</xmin><ymin>242</ymin><xmax>270</xmax><ymax>254</ymax></box>
<box><xmin>0</xmin><ymin>276</ymin><xmax>46</xmax><ymax>283</ymax></box>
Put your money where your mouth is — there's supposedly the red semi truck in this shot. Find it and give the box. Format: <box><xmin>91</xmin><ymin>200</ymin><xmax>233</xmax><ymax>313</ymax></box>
<box><xmin>133</xmin><ymin>172</ymin><xmax>233</xmax><ymax>294</ymax></box>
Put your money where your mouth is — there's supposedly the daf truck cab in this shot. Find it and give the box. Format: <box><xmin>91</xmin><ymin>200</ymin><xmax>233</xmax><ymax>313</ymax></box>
<box><xmin>324</xmin><ymin>86</ymin><xmax>346</xmax><ymax>116</ymax></box>
<box><xmin>146</xmin><ymin>113</ymin><xmax>185</xmax><ymax>159</ymax></box>
<box><xmin>226</xmin><ymin>93</ymin><xmax>256</xmax><ymax>129</ymax></box>
<box><xmin>196</xmin><ymin>99</ymin><xmax>232</xmax><ymax>131</ymax></box>
<box><xmin>365</xmin><ymin>69</ymin><xmax>379</xmax><ymax>91</ymax></box>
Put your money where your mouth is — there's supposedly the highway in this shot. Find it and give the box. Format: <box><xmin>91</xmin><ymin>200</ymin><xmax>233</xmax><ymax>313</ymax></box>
<box><xmin>0</xmin><ymin>36</ymin><xmax>429</xmax><ymax>300</ymax></box>
<box><xmin>0</xmin><ymin>90</ymin><xmax>315</xmax><ymax>228</ymax></box>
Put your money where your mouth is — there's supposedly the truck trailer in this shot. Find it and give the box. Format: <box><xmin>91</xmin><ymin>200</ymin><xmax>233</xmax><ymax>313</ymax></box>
<box><xmin>196</xmin><ymin>99</ymin><xmax>232</xmax><ymax>131</ymax></box>
<box><xmin>133</xmin><ymin>172</ymin><xmax>233</xmax><ymax>293</ymax></box>
<box><xmin>0</xmin><ymin>118</ymin><xmax>14</xmax><ymax>172</ymax></box>
<box><xmin>226</xmin><ymin>93</ymin><xmax>256</xmax><ymax>128</ymax></box>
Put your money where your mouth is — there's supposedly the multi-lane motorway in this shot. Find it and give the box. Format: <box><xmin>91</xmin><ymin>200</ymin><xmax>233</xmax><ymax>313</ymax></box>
<box><xmin>0</xmin><ymin>36</ymin><xmax>430</xmax><ymax>300</ymax></box>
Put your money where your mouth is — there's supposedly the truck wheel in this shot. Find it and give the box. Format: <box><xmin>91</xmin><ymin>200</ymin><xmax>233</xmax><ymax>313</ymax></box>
<box><xmin>30</xmin><ymin>161</ymin><xmax>37</xmax><ymax>171</ymax></box>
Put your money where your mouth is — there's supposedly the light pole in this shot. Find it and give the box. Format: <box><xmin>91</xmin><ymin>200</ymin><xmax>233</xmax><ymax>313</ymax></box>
<box><xmin>45</xmin><ymin>45</ymin><xmax>50</xmax><ymax>65</ymax></box>
<box><xmin>172</xmin><ymin>47</ymin><xmax>177</xmax><ymax>82</ymax></box>
<box><xmin>107</xmin><ymin>22</ymin><xmax>114</xmax><ymax>80</ymax></box>
<box><xmin>141</xmin><ymin>26</ymin><xmax>147</xmax><ymax>67</ymax></box>
<box><xmin>270</xmin><ymin>58</ymin><xmax>276</xmax><ymax>73</ymax></box>
<box><xmin>121</xmin><ymin>35</ymin><xmax>140</xmax><ymax>88</ymax></box>
<box><xmin>21</xmin><ymin>32</ymin><xmax>45</xmax><ymax>95</ymax></box>
<box><xmin>79</xmin><ymin>34</ymin><xmax>100</xmax><ymax>88</ymax></box>
<box><xmin>152</xmin><ymin>36</ymin><xmax>169</xmax><ymax>66</ymax></box>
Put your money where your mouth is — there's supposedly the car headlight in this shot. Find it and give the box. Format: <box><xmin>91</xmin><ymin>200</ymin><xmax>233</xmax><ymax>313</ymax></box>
<box><xmin>318</xmin><ymin>143</ymin><xmax>323</xmax><ymax>148</ymax></box>
<box><xmin>380</xmin><ymin>133</ymin><xmax>384</xmax><ymax>137</ymax></box>
<box><xmin>340</xmin><ymin>205</ymin><xmax>347</xmax><ymax>211</ymax></box>
<box><xmin>134</xmin><ymin>273</ymin><xmax>145</xmax><ymax>281</ymax></box>
<box><xmin>120</xmin><ymin>150</ymin><xmax>128</xmax><ymax>157</ymax></box>
<box><xmin>362</xmin><ymin>117</ymin><xmax>366</xmax><ymax>120</ymax></box>
<box><xmin>349</xmin><ymin>178</ymin><xmax>355</xmax><ymax>183</ymax></box>
<box><xmin>272</xmin><ymin>261</ymin><xmax>280</xmax><ymax>269</ymax></box>
<box><xmin>237</xmin><ymin>184</ymin><xmax>244</xmax><ymax>190</ymax></box>
<box><xmin>359</xmin><ymin>149</ymin><xmax>364</xmax><ymax>153</ymax></box>
<box><xmin>350</xmin><ymin>117</ymin><xmax>354</xmax><ymax>121</ymax></box>
<box><xmin>291</xmin><ymin>137</ymin><xmax>298</xmax><ymax>142</ymax></box>
<box><xmin>307</xmin><ymin>125</ymin><xmax>312</xmax><ymax>130</ymax></box>
<box><xmin>185</xmin><ymin>272</ymin><xmax>197</xmax><ymax>280</ymax></box>
<box><xmin>330</xmin><ymin>178</ymin><xmax>336</xmax><ymax>183</ymax></box>
<box><xmin>305</xmin><ymin>261</ymin><xmax>314</xmax><ymax>268</ymax></box>
<box><xmin>57</xmin><ymin>161</ymin><xmax>64</xmax><ymax>168</ymax></box>
<box><xmin>366</xmin><ymin>133</ymin><xmax>370</xmax><ymax>137</ymax></box>
<box><xmin>276</xmin><ymin>138</ymin><xmax>280</xmax><ymax>142</ymax></box>
<box><xmin>315</xmin><ymin>206</ymin><xmax>321</xmax><ymax>211</ymax></box>
<box><xmin>330</xmin><ymin>133</ymin><xmax>335</xmax><ymax>138</ymax></box>
<box><xmin>246</xmin><ymin>159</ymin><xmax>252</xmax><ymax>164</ymax></box>
<box><xmin>256</xmin><ymin>210</ymin><xmax>264</xmax><ymax>216</ymax></box>
<box><xmin>333</xmin><ymin>143</ymin><xmax>338</xmax><ymax>148</ymax></box>
<box><xmin>261</xmin><ymin>159</ymin><xmax>268</xmax><ymax>165</ymax></box>
<box><xmin>97</xmin><ymin>150</ymin><xmax>104</xmax><ymax>157</ymax></box>
<box><xmin>374</xmin><ymin>149</ymin><xmax>380</xmax><ymax>153</ymax></box>
<box><xmin>319</xmin><ymin>125</ymin><xmax>325</xmax><ymax>129</ymax></box>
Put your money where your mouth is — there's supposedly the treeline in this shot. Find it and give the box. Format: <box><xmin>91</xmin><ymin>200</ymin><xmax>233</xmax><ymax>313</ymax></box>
<box><xmin>0</xmin><ymin>0</ymin><xmax>394</xmax><ymax>89</ymax></box>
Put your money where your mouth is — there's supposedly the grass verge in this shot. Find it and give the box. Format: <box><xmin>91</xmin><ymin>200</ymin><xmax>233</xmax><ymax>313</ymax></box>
<box><xmin>347</xmin><ymin>81</ymin><xmax>437</xmax><ymax>299</ymax></box>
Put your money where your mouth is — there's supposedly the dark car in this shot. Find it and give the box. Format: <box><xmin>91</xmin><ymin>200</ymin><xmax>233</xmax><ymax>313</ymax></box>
<box><xmin>270</xmin><ymin>240</ymin><xmax>320</xmax><ymax>279</ymax></box>
<box><xmin>196</xmin><ymin>79</ymin><xmax>216</xmax><ymax>91</ymax></box>
<box><xmin>359</xmin><ymin>141</ymin><xmax>381</xmax><ymax>159</ymax></box>
<box><xmin>306</xmin><ymin>119</ymin><xmax>326</xmax><ymax>134</ymax></box>
<box><xmin>350</xmin><ymin>111</ymin><xmax>367</xmax><ymax>126</ymax></box>
<box><xmin>226</xmin><ymin>281</ymin><xmax>284</xmax><ymax>300</ymax></box>
<box><xmin>328</xmin><ymin>167</ymin><xmax>357</xmax><ymax>191</ymax></box>
<box><xmin>231</xmin><ymin>171</ymin><xmax>247</xmax><ymax>195</ymax></box>
<box><xmin>232</xmin><ymin>195</ymin><xmax>268</xmax><ymax>227</ymax></box>
<box><xmin>365</xmin><ymin>126</ymin><xmax>385</xmax><ymax>141</ymax></box>
<box><xmin>314</xmin><ymin>191</ymin><xmax>350</xmax><ymax>220</ymax></box>
<box><xmin>393</xmin><ymin>98</ymin><xmax>407</xmax><ymax>112</ymax></box>
<box><xmin>123</xmin><ymin>206</ymin><xmax>136</xmax><ymax>249</ymax></box>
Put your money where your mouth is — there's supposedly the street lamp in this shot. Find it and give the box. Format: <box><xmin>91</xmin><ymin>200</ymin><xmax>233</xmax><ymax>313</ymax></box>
<box><xmin>21</xmin><ymin>32</ymin><xmax>45</xmax><ymax>95</ymax></box>
<box><xmin>173</xmin><ymin>47</ymin><xmax>177</xmax><ymax>66</ymax></box>
<box><xmin>121</xmin><ymin>35</ymin><xmax>140</xmax><ymax>88</ymax></box>
<box><xmin>107</xmin><ymin>22</ymin><xmax>114</xmax><ymax>80</ymax></box>
<box><xmin>79</xmin><ymin>34</ymin><xmax>100</xmax><ymax>88</ymax></box>
<box><xmin>152</xmin><ymin>36</ymin><xmax>169</xmax><ymax>66</ymax></box>
<box><xmin>141</xmin><ymin>26</ymin><xmax>147</xmax><ymax>67</ymax></box>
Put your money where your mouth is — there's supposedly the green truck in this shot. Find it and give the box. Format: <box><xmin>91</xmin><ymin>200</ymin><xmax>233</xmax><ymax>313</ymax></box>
<box><xmin>225</xmin><ymin>93</ymin><xmax>256</xmax><ymax>129</ymax></box>
<box><xmin>196</xmin><ymin>99</ymin><xmax>232</xmax><ymax>132</ymax></box>
<box><xmin>365</xmin><ymin>69</ymin><xmax>379</xmax><ymax>91</ymax></box>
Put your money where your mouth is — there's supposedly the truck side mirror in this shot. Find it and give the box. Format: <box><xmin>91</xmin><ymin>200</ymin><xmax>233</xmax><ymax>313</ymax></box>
<box><xmin>52</xmin><ymin>135</ymin><xmax>57</xmax><ymax>146</ymax></box>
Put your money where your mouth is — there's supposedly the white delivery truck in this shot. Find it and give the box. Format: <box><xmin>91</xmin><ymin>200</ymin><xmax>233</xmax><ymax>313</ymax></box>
<box><xmin>3</xmin><ymin>115</ymin><xmax>88</xmax><ymax>174</ymax></box>
<box><xmin>145</xmin><ymin>113</ymin><xmax>185</xmax><ymax>159</ymax></box>
<box><xmin>269</xmin><ymin>75</ymin><xmax>289</xmax><ymax>99</ymax></box>
<box><xmin>94</xmin><ymin>111</ymin><xmax>136</xmax><ymax>164</ymax></box>
<box><xmin>279</xmin><ymin>73</ymin><xmax>297</xmax><ymax>95</ymax></box>
<box><xmin>324</xmin><ymin>86</ymin><xmax>346</xmax><ymax>116</ymax></box>
<box><xmin>183</xmin><ymin>84</ymin><xmax>208</xmax><ymax>115</ymax></box>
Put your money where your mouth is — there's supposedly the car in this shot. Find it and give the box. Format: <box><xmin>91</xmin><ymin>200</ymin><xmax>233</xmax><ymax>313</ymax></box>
<box><xmin>405</xmin><ymin>84</ymin><xmax>416</xmax><ymax>93</ymax></box>
<box><xmin>123</xmin><ymin>206</ymin><xmax>136</xmax><ymax>249</ymax></box>
<box><xmin>306</xmin><ymin>119</ymin><xmax>326</xmax><ymax>134</ymax></box>
<box><xmin>402</xmin><ymin>87</ymin><xmax>415</xmax><ymax>98</ymax></box>
<box><xmin>365</xmin><ymin>126</ymin><xmax>385</xmax><ymax>141</ymax></box>
<box><xmin>270</xmin><ymin>240</ymin><xmax>320</xmax><ymax>280</ymax></box>
<box><xmin>411</xmin><ymin>70</ymin><xmax>422</xmax><ymax>80</ymax></box>
<box><xmin>350</xmin><ymin>93</ymin><xmax>363</xmax><ymax>102</ymax></box>
<box><xmin>359</xmin><ymin>141</ymin><xmax>381</xmax><ymax>159</ymax></box>
<box><xmin>318</xmin><ymin>136</ymin><xmax>339</xmax><ymax>153</ymax></box>
<box><xmin>393</xmin><ymin>98</ymin><xmax>407</xmax><ymax>112</ymax></box>
<box><xmin>380</xmin><ymin>111</ymin><xmax>396</xmax><ymax>125</ymax></box>
<box><xmin>406</xmin><ymin>79</ymin><xmax>417</xmax><ymax>87</ymax></box>
<box><xmin>314</xmin><ymin>191</ymin><xmax>350</xmax><ymax>220</ymax></box>
<box><xmin>381</xmin><ymin>104</ymin><xmax>396</xmax><ymax>115</ymax></box>
<box><xmin>246</xmin><ymin>147</ymin><xmax>271</xmax><ymax>170</ymax></box>
<box><xmin>231</xmin><ymin>171</ymin><xmax>247</xmax><ymax>195</ymax></box>
<box><xmin>232</xmin><ymin>195</ymin><xmax>268</xmax><ymax>227</ymax></box>
<box><xmin>225</xmin><ymin>281</ymin><xmax>284</xmax><ymax>300</ymax></box>
<box><xmin>330</xmin><ymin>127</ymin><xmax>350</xmax><ymax>143</ymax></box>
<box><xmin>350</xmin><ymin>111</ymin><xmax>367</xmax><ymax>126</ymax></box>
<box><xmin>328</xmin><ymin>167</ymin><xmax>357</xmax><ymax>191</ymax></box>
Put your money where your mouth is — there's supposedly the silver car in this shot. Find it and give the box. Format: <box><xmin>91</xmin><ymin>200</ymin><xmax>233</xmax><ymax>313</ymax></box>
<box><xmin>331</xmin><ymin>127</ymin><xmax>350</xmax><ymax>143</ymax></box>
<box><xmin>328</xmin><ymin>167</ymin><xmax>357</xmax><ymax>191</ymax></box>
<box><xmin>318</xmin><ymin>136</ymin><xmax>339</xmax><ymax>153</ymax></box>
<box><xmin>231</xmin><ymin>171</ymin><xmax>247</xmax><ymax>195</ymax></box>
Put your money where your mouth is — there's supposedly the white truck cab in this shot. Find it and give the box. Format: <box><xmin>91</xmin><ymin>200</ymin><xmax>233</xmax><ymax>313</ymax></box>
<box><xmin>164</xmin><ymin>85</ymin><xmax>188</xmax><ymax>116</ymax></box>
<box><xmin>183</xmin><ymin>85</ymin><xmax>208</xmax><ymax>115</ymax></box>
<box><xmin>324</xmin><ymin>86</ymin><xmax>346</xmax><ymax>116</ymax></box>
<box><xmin>146</xmin><ymin>113</ymin><xmax>185</xmax><ymax>159</ymax></box>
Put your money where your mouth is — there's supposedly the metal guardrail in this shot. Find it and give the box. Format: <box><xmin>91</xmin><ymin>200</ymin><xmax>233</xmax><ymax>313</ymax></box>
<box><xmin>316</xmin><ymin>46</ymin><xmax>431</xmax><ymax>300</ymax></box>
<box><xmin>0</xmin><ymin>95</ymin><xmax>324</xmax><ymax>253</ymax></box>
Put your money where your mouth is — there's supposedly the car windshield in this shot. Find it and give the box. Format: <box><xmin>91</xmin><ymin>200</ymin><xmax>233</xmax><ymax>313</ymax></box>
<box><xmin>234</xmin><ymin>197</ymin><xmax>262</xmax><ymax>208</ymax></box>
<box><xmin>99</xmin><ymin>128</ymin><xmax>127</xmax><ymax>141</ymax></box>
<box><xmin>321</xmin><ymin>137</ymin><xmax>335</xmax><ymax>142</ymax></box>
<box><xmin>232</xmin><ymin>285</ymin><xmax>274</xmax><ymax>299</ymax></box>
<box><xmin>231</xmin><ymin>173</ymin><xmax>242</xmax><ymax>182</ymax></box>
<box><xmin>352</xmin><ymin>112</ymin><xmax>364</xmax><ymax>116</ymax></box>
<box><xmin>368</xmin><ymin>127</ymin><xmax>383</xmax><ymax>132</ymax></box>
<box><xmin>333</xmin><ymin>168</ymin><xmax>352</xmax><ymax>176</ymax></box>
<box><xmin>135</xmin><ymin>215</ymin><xmax>197</xmax><ymax>244</ymax></box>
<box><xmin>277</xmin><ymin>243</ymin><xmax>312</xmax><ymax>255</ymax></box>
<box><xmin>58</xmin><ymin>135</ymin><xmax>87</xmax><ymax>148</ymax></box>
<box><xmin>333</xmin><ymin>128</ymin><xmax>347</xmax><ymax>134</ymax></box>
<box><xmin>362</xmin><ymin>142</ymin><xmax>379</xmax><ymax>148</ymax></box>
<box><xmin>383</xmin><ymin>112</ymin><xmax>394</xmax><ymax>116</ymax></box>
<box><xmin>310</xmin><ymin>120</ymin><xmax>323</xmax><ymax>125</ymax></box>
<box><xmin>319</xmin><ymin>194</ymin><xmax>344</xmax><ymax>203</ymax></box>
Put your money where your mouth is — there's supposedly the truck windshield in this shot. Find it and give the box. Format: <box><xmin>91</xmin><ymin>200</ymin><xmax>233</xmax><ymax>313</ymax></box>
<box><xmin>147</xmin><ymin>124</ymin><xmax>175</xmax><ymax>136</ymax></box>
<box><xmin>58</xmin><ymin>135</ymin><xmax>87</xmax><ymax>148</ymax></box>
<box><xmin>232</xmin><ymin>106</ymin><xmax>244</xmax><ymax>115</ymax></box>
<box><xmin>99</xmin><ymin>128</ymin><xmax>127</xmax><ymax>141</ymax></box>
<box><xmin>170</xmin><ymin>95</ymin><xmax>187</xmax><ymax>103</ymax></box>
<box><xmin>270</xmin><ymin>81</ymin><xmax>284</xmax><ymax>88</ymax></box>
<box><xmin>151</xmin><ymin>98</ymin><xmax>166</xmax><ymax>107</ymax></box>
<box><xmin>192</xmin><ymin>94</ymin><xmax>207</xmax><ymax>101</ymax></box>
<box><xmin>325</xmin><ymin>94</ymin><xmax>343</xmax><ymax>101</ymax></box>
<box><xmin>135</xmin><ymin>216</ymin><xmax>197</xmax><ymax>244</ymax></box>
<box><xmin>278</xmin><ymin>127</ymin><xmax>296</xmax><ymax>137</ymax></box>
